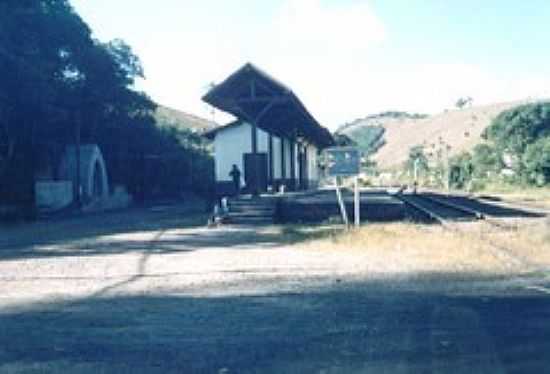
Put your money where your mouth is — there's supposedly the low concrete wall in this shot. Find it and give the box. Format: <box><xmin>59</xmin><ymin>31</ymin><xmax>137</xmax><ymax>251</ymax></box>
<box><xmin>35</xmin><ymin>181</ymin><xmax>73</xmax><ymax>212</ymax></box>
<box><xmin>277</xmin><ymin>190</ymin><xmax>406</xmax><ymax>224</ymax></box>
<box><xmin>82</xmin><ymin>185</ymin><xmax>133</xmax><ymax>213</ymax></box>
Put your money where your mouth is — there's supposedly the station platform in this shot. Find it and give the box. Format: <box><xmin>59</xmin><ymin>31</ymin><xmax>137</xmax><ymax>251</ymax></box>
<box><xmin>275</xmin><ymin>188</ymin><xmax>406</xmax><ymax>224</ymax></box>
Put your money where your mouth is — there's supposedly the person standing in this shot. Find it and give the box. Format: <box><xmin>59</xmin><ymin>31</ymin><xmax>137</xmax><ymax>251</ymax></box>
<box><xmin>229</xmin><ymin>164</ymin><xmax>241</xmax><ymax>196</ymax></box>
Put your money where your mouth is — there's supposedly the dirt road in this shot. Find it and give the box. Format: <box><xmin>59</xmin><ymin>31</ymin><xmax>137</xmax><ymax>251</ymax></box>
<box><xmin>0</xmin><ymin>204</ymin><xmax>549</xmax><ymax>373</ymax></box>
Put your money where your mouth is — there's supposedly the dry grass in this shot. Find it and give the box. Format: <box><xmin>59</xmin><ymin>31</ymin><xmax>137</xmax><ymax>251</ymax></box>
<box><xmin>0</xmin><ymin>361</ymin><xmax>162</xmax><ymax>374</ymax></box>
<box><xmin>373</xmin><ymin>100</ymin><xmax>527</xmax><ymax>168</ymax></box>
<box><xmin>480</xmin><ymin>185</ymin><xmax>550</xmax><ymax>209</ymax></box>
<box><xmin>293</xmin><ymin>223</ymin><xmax>519</xmax><ymax>275</ymax></box>
<box><xmin>483</xmin><ymin>218</ymin><xmax>550</xmax><ymax>266</ymax></box>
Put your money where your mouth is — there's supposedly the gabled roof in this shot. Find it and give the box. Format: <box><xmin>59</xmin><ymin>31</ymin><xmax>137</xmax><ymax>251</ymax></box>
<box><xmin>202</xmin><ymin>63</ymin><xmax>334</xmax><ymax>148</ymax></box>
<box><xmin>203</xmin><ymin>120</ymin><xmax>242</xmax><ymax>140</ymax></box>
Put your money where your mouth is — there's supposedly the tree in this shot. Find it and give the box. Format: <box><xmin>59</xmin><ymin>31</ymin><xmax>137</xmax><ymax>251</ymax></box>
<box><xmin>481</xmin><ymin>102</ymin><xmax>550</xmax><ymax>182</ymax></box>
<box><xmin>406</xmin><ymin>145</ymin><xmax>429</xmax><ymax>177</ymax></box>
<box><xmin>455</xmin><ymin>96</ymin><xmax>473</xmax><ymax>110</ymax></box>
<box><xmin>448</xmin><ymin>152</ymin><xmax>473</xmax><ymax>189</ymax></box>
<box><xmin>484</xmin><ymin>102</ymin><xmax>550</xmax><ymax>157</ymax></box>
<box><xmin>523</xmin><ymin>138</ymin><xmax>550</xmax><ymax>185</ymax></box>
<box><xmin>0</xmin><ymin>0</ymin><xmax>93</xmax><ymax>217</ymax></box>
<box><xmin>0</xmin><ymin>1</ymin><xmax>214</xmax><ymax>218</ymax></box>
<box><xmin>471</xmin><ymin>143</ymin><xmax>500</xmax><ymax>178</ymax></box>
<box><xmin>333</xmin><ymin>133</ymin><xmax>357</xmax><ymax>147</ymax></box>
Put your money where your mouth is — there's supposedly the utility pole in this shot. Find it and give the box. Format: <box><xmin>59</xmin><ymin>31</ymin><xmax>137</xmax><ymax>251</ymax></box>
<box><xmin>75</xmin><ymin>111</ymin><xmax>82</xmax><ymax>209</ymax></box>
<box><xmin>354</xmin><ymin>176</ymin><xmax>360</xmax><ymax>228</ymax></box>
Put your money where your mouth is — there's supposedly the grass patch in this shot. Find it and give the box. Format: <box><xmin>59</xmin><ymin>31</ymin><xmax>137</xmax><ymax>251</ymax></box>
<box><xmin>291</xmin><ymin>222</ymin><xmax>549</xmax><ymax>274</ymax></box>
<box><xmin>484</xmin><ymin>218</ymin><xmax>550</xmax><ymax>266</ymax></box>
<box><xmin>280</xmin><ymin>225</ymin><xmax>343</xmax><ymax>244</ymax></box>
<box><xmin>478</xmin><ymin>183</ymin><xmax>550</xmax><ymax>207</ymax></box>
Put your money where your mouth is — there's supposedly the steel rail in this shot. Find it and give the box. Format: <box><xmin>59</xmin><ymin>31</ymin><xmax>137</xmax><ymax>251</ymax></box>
<box><xmin>394</xmin><ymin>191</ymin><xmax>541</xmax><ymax>271</ymax></box>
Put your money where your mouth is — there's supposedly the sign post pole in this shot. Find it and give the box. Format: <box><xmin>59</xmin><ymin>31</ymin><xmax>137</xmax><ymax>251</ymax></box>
<box><xmin>354</xmin><ymin>176</ymin><xmax>360</xmax><ymax>228</ymax></box>
<box><xmin>324</xmin><ymin>147</ymin><xmax>361</xmax><ymax>230</ymax></box>
<box><xmin>335</xmin><ymin>176</ymin><xmax>349</xmax><ymax>228</ymax></box>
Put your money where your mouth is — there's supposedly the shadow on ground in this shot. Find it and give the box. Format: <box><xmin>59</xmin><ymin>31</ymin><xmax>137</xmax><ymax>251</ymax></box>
<box><xmin>0</xmin><ymin>273</ymin><xmax>548</xmax><ymax>373</ymax></box>
<box><xmin>0</xmin><ymin>202</ymin><xmax>208</xmax><ymax>252</ymax></box>
<box><xmin>0</xmin><ymin>204</ymin><xmax>341</xmax><ymax>262</ymax></box>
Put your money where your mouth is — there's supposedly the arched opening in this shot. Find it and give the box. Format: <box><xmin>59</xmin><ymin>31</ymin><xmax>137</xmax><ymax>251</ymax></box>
<box><xmin>92</xmin><ymin>160</ymin><xmax>104</xmax><ymax>198</ymax></box>
<box><xmin>0</xmin><ymin>123</ymin><xmax>11</xmax><ymax>175</ymax></box>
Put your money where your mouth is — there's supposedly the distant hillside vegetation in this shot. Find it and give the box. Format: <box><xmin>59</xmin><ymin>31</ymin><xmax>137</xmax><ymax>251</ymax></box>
<box><xmin>337</xmin><ymin>111</ymin><xmax>428</xmax><ymax>155</ymax></box>
<box><xmin>339</xmin><ymin>101</ymin><xmax>537</xmax><ymax>169</ymax></box>
<box><xmin>154</xmin><ymin>105</ymin><xmax>217</xmax><ymax>133</ymax></box>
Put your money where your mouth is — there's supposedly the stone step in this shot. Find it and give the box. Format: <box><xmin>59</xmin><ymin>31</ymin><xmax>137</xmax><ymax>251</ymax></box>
<box><xmin>226</xmin><ymin>197</ymin><xmax>277</xmax><ymax>225</ymax></box>
<box><xmin>229</xmin><ymin>201</ymin><xmax>276</xmax><ymax>208</ymax></box>
<box><xmin>227</xmin><ymin>211</ymin><xmax>274</xmax><ymax>217</ymax></box>
<box><xmin>229</xmin><ymin>206</ymin><xmax>275</xmax><ymax>211</ymax></box>
<box><xmin>226</xmin><ymin>217</ymin><xmax>275</xmax><ymax>225</ymax></box>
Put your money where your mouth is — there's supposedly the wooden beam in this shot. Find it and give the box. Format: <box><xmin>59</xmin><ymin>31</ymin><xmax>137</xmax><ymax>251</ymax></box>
<box><xmin>254</xmin><ymin>78</ymin><xmax>277</xmax><ymax>96</ymax></box>
<box><xmin>250</xmin><ymin>79</ymin><xmax>256</xmax><ymax>99</ymax></box>
<box><xmin>290</xmin><ymin>137</ymin><xmax>296</xmax><ymax>190</ymax></box>
<box><xmin>281</xmin><ymin>137</ymin><xmax>286</xmax><ymax>181</ymax></box>
<box><xmin>268</xmin><ymin>133</ymin><xmax>274</xmax><ymax>185</ymax></box>
<box><xmin>251</xmin><ymin>121</ymin><xmax>258</xmax><ymax>154</ymax></box>
<box><xmin>234</xmin><ymin>96</ymin><xmax>290</xmax><ymax>105</ymax></box>
<box><xmin>254</xmin><ymin>99</ymin><xmax>277</xmax><ymax>124</ymax></box>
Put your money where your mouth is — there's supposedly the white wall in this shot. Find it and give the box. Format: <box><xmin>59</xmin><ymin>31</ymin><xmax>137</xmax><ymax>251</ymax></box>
<box><xmin>213</xmin><ymin>121</ymin><xmax>322</xmax><ymax>186</ymax></box>
<box><xmin>284</xmin><ymin>139</ymin><xmax>292</xmax><ymax>179</ymax></box>
<box><xmin>257</xmin><ymin>126</ymin><xmax>269</xmax><ymax>154</ymax></box>
<box><xmin>307</xmin><ymin>143</ymin><xmax>319</xmax><ymax>181</ymax></box>
<box><xmin>294</xmin><ymin>142</ymin><xmax>299</xmax><ymax>180</ymax></box>
<box><xmin>214</xmin><ymin>122</ymin><xmax>251</xmax><ymax>182</ymax></box>
<box><xmin>35</xmin><ymin>181</ymin><xmax>73</xmax><ymax>212</ymax></box>
<box><xmin>214</xmin><ymin>122</ymin><xmax>272</xmax><ymax>182</ymax></box>
<box><xmin>272</xmin><ymin>136</ymin><xmax>282</xmax><ymax>179</ymax></box>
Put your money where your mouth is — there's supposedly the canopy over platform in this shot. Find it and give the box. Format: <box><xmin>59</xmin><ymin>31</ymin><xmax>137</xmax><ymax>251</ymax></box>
<box><xmin>202</xmin><ymin>63</ymin><xmax>333</xmax><ymax>148</ymax></box>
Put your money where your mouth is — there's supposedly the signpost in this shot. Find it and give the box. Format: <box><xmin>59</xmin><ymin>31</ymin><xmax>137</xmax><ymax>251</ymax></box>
<box><xmin>324</xmin><ymin>147</ymin><xmax>362</xmax><ymax>229</ymax></box>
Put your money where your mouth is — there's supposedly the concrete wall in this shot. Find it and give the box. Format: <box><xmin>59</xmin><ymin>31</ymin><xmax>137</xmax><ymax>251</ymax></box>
<box><xmin>213</xmin><ymin>122</ymin><xmax>270</xmax><ymax>182</ymax></box>
<box><xmin>214</xmin><ymin>123</ymin><xmax>251</xmax><ymax>182</ymax></box>
<box><xmin>272</xmin><ymin>136</ymin><xmax>282</xmax><ymax>179</ymax></box>
<box><xmin>307</xmin><ymin>143</ymin><xmax>319</xmax><ymax>182</ymax></box>
<box><xmin>35</xmin><ymin>181</ymin><xmax>73</xmax><ymax>211</ymax></box>
<box><xmin>284</xmin><ymin>139</ymin><xmax>292</xmax><ymax>179</ymax></box>
<box><xmin>213</xmin><ymin>121</ymin><xmax>323</xmax><ymax>190</ymax></box>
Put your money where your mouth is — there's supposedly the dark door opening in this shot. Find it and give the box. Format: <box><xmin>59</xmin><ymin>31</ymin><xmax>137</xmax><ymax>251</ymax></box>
<box><xmin>243</xmin><ymin>153</ymin><xmax>268</xmax><ymax>194</ymax></box>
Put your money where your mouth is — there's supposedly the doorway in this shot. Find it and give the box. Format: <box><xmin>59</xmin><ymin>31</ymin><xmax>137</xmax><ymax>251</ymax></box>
<box><xmin>243</xmin><ymin>152</ymin><xmax>268</xmax><ymax>194</ymax></box>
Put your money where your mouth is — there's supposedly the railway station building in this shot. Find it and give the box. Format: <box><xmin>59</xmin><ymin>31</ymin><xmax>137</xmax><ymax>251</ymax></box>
<box><xmin>203</xmin><ymin>63</ymin><xmax>334</xmax><ymax>196</ymax></box>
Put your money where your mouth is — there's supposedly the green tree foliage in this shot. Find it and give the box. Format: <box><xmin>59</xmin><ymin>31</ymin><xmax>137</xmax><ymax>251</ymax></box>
<box><xmin>523</xmin><ymin>138</ymin><xmax>550</xmax><ymax>185</ymax></box>
<box><xmin>471</xmin><ymin>144</ymin><xmax>500</xmax><ymax>179</ymax></box>
<box><xmin>448</xmin><ymin>152</ymin><xmax>473</xmax><ymax>189</ymax></box>
<box><xmin>414</xmin><ymin>102</ymin><xmax>550</xmax><ymax>190</ymax></box>
<box><xmin>0</xmin><ymin>1</ymin><xmax>213</xmax><ymax>217</ymax></box>
<box><xmin>406</xmin><ymin>145</ymin><xmax>429</xmax><ymax>175</ymax></box>
<box><xmin>333</xmin><ymin>133</ymin><xmax>356</xmax><ymax>147</ymax></box>
<box><xmin>484</xmin><ymin>102</ymin><xmax>550</xmax><ymax>156</ymax></box>
<box><xmin>347</xmin><ymin>125</ymin><xmax>386</xmax><ymax>155</ymax></box>
<box><xmin>0</xmin><ymin>0</ymin><xmax>92</xmax><ymax>216</ymax></box>
<box><xmin>455</xmin><ymin>97</ymin><xmax>473</xmax><ymax>110</ymax></box>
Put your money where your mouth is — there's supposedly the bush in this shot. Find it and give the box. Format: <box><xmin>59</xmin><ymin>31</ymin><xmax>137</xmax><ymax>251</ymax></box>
<box><xmin>523</xmin><ymin>137</ymin><xmax>550</xmax><ymax>185</ymax></box>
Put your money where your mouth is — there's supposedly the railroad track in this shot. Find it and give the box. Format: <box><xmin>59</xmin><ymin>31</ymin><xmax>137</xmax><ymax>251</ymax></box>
<box><xmin>396</xmin><ymin>193</ymin><xmax>482</xmax><ymax>227</ymax></box>
<box><xmin>395</xmin><ymin>192</ymin><xmax>545</xmax><ymax>228</ymax></box>
<box><xmin>394</xmin><ymin>191</ymin><xmax>548</xmax><ymax>270</ymax></box>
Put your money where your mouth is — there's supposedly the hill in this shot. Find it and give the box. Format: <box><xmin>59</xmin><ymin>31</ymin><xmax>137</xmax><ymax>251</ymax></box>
<box><xmin>339</xmin><ymin>101</ymin><xmax>536</xmax><ymax>169</ymax></box>
<box><xmin>154</xmin><ymin>105</ymin><xmax>217</xmax><ymax>133</ymax></box>
<box><xmin>337</xmin><ymin>111</ymin><xmax>428</xmax><ymax>155</ymax></box>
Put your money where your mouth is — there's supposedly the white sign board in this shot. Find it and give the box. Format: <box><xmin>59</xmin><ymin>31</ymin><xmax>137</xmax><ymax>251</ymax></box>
<box><xmin>324</xmin><ymin>147</ymin><xmax>361</xmax><ymax>177</ymax></box>
<box><xmin>323</xmin><ymin>147</ymin><xmax>362</xmax><ymax>228</ymax></box>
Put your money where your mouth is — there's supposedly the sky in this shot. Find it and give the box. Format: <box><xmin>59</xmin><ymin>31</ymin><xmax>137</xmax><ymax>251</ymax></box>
<box><xmin>70</xmin><ymin>0</ymin><xmax>550</xmax><ymax>129</ymax></box>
